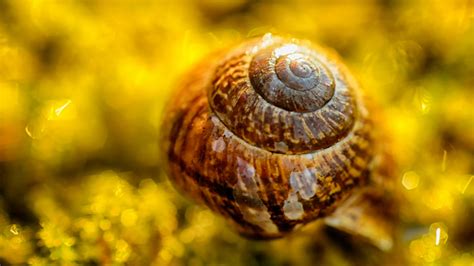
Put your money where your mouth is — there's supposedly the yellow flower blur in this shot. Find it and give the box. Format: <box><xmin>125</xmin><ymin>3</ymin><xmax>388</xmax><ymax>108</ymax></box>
<box><xmin>0</xmin><ymin>0</ymin><xmax>472</xmax><ymax>265</ymax></box>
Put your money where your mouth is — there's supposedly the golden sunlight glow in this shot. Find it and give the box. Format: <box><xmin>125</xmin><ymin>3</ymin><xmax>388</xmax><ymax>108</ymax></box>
<box><xmin>402</xmin><ymin>171</ymin><xmax>420</xmax><ymax>190</ymax></box>
<box><xmin>0</xmin><ymin>0</ymin><xmax>472</xmax><ymax>265</ymax></box>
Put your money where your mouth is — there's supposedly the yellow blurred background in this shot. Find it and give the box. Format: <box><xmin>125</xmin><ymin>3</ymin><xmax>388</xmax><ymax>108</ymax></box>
<box><xmin>0</xmin><ymin>0</ymin><xmax>472</xmax><ymax>265</ymax></box>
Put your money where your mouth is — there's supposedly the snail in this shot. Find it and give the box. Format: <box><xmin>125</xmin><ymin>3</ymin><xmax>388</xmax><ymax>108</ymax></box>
<box><xmin>162</xmin><ymin>34</ymin><xmax>396</xmax><ymax>250</ymax></box>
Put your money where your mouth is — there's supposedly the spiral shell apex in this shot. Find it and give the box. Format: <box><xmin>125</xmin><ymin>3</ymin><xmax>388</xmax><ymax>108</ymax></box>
<box><xmin>163</xmin><ymin>34</ymin><xmax>374</xmax><ymax>238</ymax></box>
<box><xmin>209</xmin><ymin>35</ymin><xmax>357</xmax><ymax>154</ymax></box>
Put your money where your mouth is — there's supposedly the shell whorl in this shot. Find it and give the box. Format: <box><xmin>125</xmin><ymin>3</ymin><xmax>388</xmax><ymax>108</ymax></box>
<box><xmin>163</xmin><ymin>34</ymin><xmax>375</xmax><ymax>238</ymax></box>
<box><xmin>250</xmin><ymin>42</ymin><xmax>335</xmax><ymax>112</ymax></box>
<box><xmin>209</xmin><ymin>35</ymin><xmax>356</xmax><ymax>154</ymax></box>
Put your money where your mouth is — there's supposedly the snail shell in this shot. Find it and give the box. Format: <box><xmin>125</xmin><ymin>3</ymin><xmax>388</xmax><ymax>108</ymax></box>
<box><xmin>162</xmin><ymin>34</ymin><xmax>375</xmax><ymax>239</ymax></box>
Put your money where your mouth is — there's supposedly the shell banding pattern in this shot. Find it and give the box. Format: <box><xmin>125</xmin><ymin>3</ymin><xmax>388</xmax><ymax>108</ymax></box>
<box><xmin>166</xmin><ymin>35</ymin><xmax>374</xmax><ymax>238</ymax></box>
<box><xmin>209</xmin><ymin>36</ymin><xmax>357</xmax><ymax>154</ymax></box>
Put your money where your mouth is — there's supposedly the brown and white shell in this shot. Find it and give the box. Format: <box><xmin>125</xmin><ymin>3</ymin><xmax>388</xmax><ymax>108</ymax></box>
<box><xmin>162</xmin><ymin>34</ymin><xmax>382</xmax><ymax>241</ymax></box>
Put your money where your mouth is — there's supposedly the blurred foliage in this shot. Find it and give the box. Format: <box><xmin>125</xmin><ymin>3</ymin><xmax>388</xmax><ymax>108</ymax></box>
<box><xmin>0</xmin><ymin>0</ymin><xmax>472</xmax><ymax>265</ymax></box>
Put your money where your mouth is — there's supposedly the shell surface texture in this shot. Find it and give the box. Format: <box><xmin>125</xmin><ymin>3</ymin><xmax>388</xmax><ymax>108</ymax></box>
<box><xmin>162</xmin><ymin>34</ymin><xmax>391</xmax><ymax>246</ymax></box>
